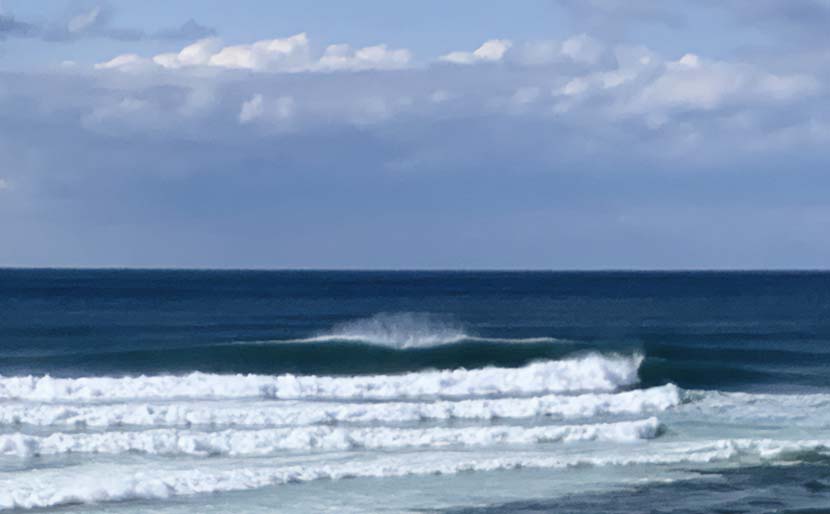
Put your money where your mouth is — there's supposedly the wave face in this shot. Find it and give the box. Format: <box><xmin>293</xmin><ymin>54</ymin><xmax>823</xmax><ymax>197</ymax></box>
<box><xmin>0</xmin><ymin>312</ymin><xmax>571</xmax><ymax>379</ymax></box>
<box><xmin>3</xmin><ymin>270</ymin><xmax>830</xmax><ymax>513</ymax></box>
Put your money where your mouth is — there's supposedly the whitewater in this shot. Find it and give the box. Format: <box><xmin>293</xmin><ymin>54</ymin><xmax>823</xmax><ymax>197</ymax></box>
<box><xmin>3</xmin><ymin>271</ymin><xmax>830</xmax><ymax>513</ymax></box>
<box><xmin>2</xmin><ymin>350</ymin><xmax>828</xmax><ymax>512</ymax></box>
<box><xmin>0</xmin><ymin>353</ymin><xmax>642</xmax><ymax>402</ymax></box>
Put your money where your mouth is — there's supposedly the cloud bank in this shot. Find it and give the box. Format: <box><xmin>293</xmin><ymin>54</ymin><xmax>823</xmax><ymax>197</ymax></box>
<box><xmin>75</xmin><ymin>31</ymin><xmax>822</xmax><ymax>153</ymax></box>
<box><xmin>2</xmin><ymin>15</ymin><xmax>830</xmax><ymax>268</ymax></box>
<box><xmin>96</xmin><ymin>33</ymin><xmax>412</xmax><ymax>73</ymax></box>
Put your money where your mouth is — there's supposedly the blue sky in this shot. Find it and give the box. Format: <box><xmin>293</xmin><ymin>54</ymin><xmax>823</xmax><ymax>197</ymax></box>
<box><xmin>1</xmin><ymin>1</ymin><xmax>829</xmax><ymax>268</ymax></box>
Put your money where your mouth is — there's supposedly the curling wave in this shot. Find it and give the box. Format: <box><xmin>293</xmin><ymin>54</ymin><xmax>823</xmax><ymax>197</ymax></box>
<box><xmin>0</xmin><ymin>353</ymin><xmax>643</xmax><ymax>403</ymax></box>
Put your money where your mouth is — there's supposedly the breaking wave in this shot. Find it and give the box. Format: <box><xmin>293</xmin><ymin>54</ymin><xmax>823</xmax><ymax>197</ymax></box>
<box><xmin>3</xmin><ymin>439</ymin><xmax>829</xmax><ymax>511</ymax></box>
<box><xmin>0</xmin><ymin>353</ymin><xmax>643</xmax><ymax>403</ymax></box>
<box><xmin>281</xmin><ymin>313</ymin><xmax>560</xmax><ymax>348</ymax></box>
<box><xmin>0</xmin><ymin>385</ymin><xmax>680</xmax><ymax>429</ymax></box>
<box><xmin>0</xmin><ymin>418</ymin><xmax>662</xmax><ymax>458</ymax></box>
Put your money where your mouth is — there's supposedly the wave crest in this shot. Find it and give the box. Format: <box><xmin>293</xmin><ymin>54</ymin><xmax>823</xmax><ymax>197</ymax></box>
<box><xmin>0</xmin><ymin>353</ymin><xmax>643</xmax><ymax>402</ymax></box>
<box><xmin>281</xmin><ymin>312</ymin><xmax>560</xmax><ymax>348</ymax></box>
<box><xmin>310</xmin><ymin>312</ymin><xmax>467</xmax><ymax>348</ymax></box>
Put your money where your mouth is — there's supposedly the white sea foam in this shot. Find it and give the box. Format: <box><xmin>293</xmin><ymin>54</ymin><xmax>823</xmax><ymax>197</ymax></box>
<box><xmin>3</xmin><ymin>438</ymin><xmax>825</xmax><ymax>511</ymax></box>
<box><xmin>0</xmin><ymin>418</ymin><xmax>661</xmax><ymax>458</ymax></box>
<box><xmin>680</xmin><ymin>390</ymin><xmax>830</xmax><ymax>426</ymax></box>
<box><xmin>0</xmin><ymin>385</ymin><xmax>680</xmax><ymax>429</ymax></box>
<box><xmin>283</xmin><ymin>335</ymin><xmax>560</xmax><ymax>345</ymax></box>
<box><xmin>310</xmin><ymin>312</ymin><xmax>468</xmax><ymax>348</ymax></box>
<box><xmin>0</xmin><ymin>353</ymin><xmax>642</xmax><ymax>402</ymax></box>
<box><xmin>279</xmin><ymin>312</ymin><xmax>560</xmax><ymax>348</ymax></box>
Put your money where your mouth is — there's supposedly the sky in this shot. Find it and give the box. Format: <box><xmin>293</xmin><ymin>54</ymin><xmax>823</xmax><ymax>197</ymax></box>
<box><xmin>1</xmin><ymin>0</ymin><xmax>829</xmax><ymax>269</ymax></box>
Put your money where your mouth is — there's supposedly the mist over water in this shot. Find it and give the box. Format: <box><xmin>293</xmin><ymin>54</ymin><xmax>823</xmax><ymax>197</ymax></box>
<box><xmin>282</xmin><ymin>312</ymin><xmax>561</xmax><ymax>348</ymax></box>
<box><xmin>310</xmin><ymin>312</ymin><xmax>469</xmax><ymax>347</ymax></box>
<box><xmin>1</xmin><ymin>270</ymin><xmax>830</xmax><ymax>513</ymax></box>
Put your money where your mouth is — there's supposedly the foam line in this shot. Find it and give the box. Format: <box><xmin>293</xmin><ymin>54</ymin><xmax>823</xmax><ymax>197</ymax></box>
<box><xmin>3</xmin><ymin>438</ymin><xmax>827</xmax><ymax>511</ymax></box>
<box><xmin>0</xmin><ymin>385</ymin><xmax>680</xmax><ymax>429</ymax></box>
<box><xmin>0</xmin><ymin>418</ymin><xmax>662</xmax><ymax>458</ymax></box>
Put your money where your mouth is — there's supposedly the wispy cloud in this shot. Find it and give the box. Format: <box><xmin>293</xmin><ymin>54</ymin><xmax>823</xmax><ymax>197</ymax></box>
<box><xmin>0</xmin><ymin>5</ymin><xmax>215</xmax><ymax>42</ymax></box>
<box><xmin>0</xmin><ymin>13</ymin><xmax>34</xmax><ymax>39</ymax></box>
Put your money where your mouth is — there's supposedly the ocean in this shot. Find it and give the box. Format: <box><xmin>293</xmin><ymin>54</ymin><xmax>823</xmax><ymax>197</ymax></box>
<box><xmin>1</xmin><ymin>269</ymin><xmax>829</xmax><ymax>513</ymax></box>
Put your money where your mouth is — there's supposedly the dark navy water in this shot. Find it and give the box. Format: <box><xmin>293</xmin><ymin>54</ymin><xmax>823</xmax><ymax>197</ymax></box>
<box><xmin>2</xmin><ymin>269</ymin><xmax>830</xmax><ymax>513</ymax></box>
<box><xmin>2</xmin><ymin>270</ymin><xmax>830</xmax><ymax>390</ymax></box>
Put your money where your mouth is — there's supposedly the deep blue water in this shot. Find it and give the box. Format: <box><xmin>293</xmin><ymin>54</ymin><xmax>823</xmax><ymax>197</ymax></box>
<box><xmin>2</xmin><ymin>270</ymin><xmax>830</xmax><ymax>391</ymax></box>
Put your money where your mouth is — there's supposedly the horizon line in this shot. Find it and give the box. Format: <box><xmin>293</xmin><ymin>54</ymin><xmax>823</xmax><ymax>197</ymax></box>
<box><xmin>2</xmin><ymin>266</ymin><xmax>830</xmax><ymax>273</ymax></box>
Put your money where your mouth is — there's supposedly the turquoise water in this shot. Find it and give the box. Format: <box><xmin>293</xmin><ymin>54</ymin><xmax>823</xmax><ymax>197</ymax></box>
<box><xmin>1</xmin><ymin>270</ymin><xmax>829</xmax><ymax>512</ymax></box>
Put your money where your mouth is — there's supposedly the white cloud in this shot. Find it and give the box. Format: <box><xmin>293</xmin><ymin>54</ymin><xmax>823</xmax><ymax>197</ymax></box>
<box><xmin>273</xmin><ymin>96</ymin><xmax>295</xmax><ymax>120</ymax></box>
<box><xmin>238</xmin><ymin>94</ymin><xmax>264</xmax><ymax>123</ymax></box>
<box><xmin>239</xmin><ymin>94</ymin><xmax>295</xmax><ymax>124</ymax></box>
<box><xmin>757</xmin><ymin>74</ymin><xmax>820</xmax><ymax>100</ymax></box>
<box><xmin>94</xmin><ymin>53</ymin><xmax>150</xmax><ymax>71</ymax></box>
<box><xmin>429</xmin><ymin>90</ymin><xmax>452</xmax><ymax>103</ymax></box>
<box><xmin>560</xmin><ymin>34</ymin><xmax>604</xmax><ymax>64</ymax></box>
<box><xmin>541</xmin><ymin>44</ymin><xmax>819</xmax><ymax>123</ymax></box>
<box><xmin>67</xmin><ymin>6</ymin><xmax>101</xmax><ymax>34</ymax></box>
<box><xmin>473</xmin><ymin>39</ymin><xmax>512</xmax><ymax>61</ymax></box>
<box><xmin>643</xmin><ymin>54</ymin><xmax>746</xmax><ymax>110</ymax></box>
<box><xmin>497</xmin><ymin>86</ymin><xmax>543</xmax><ymax>114</ymax></box>
<box><xmin>80</xmin><ymin>97</ymin><xmax>165</xmax><ymax>134</ymax></box>
<box><xmin>632</xmin><ymin>53</ymin><xmax>818</xmax><ymax>113</ymax></box>
<box><xmin>179</xmin><ymin>87</ymin><xmax>216</xmax><ymax>116</ymax></box>
<box><xmin>208</xmin><ymin>33</ymin><xmax>311</xmax><ymax>71</ymax></box>
<box><xmin>98</xmin><ymin>34</ymin><xmax>311</xmax><ymax>72</ymax></box>
<box><xmin>76</xmin><ymin>32</ymin><xmax>825</xmax><ymax>159</ymax></box>
<box><xmin>558</xmin><ymin>77</ymin><xmax>590</xmax><ymax>96</ymax></box>
<box><xmin>0</xmin><ymin>178</ymin><xmax>9</xmax><ymax>191</ymax></box>
<box><xmin>440</xmin><ymin>39</ymin><xmax>512</xmax><ymax>64</ymax></box>
<box><xmin>554</xmin><ymin>47</ymin><xmax>654</xmax><ymax>98</ymax></box>
<box><xmin>317</xmin><ymin>43</ymin><xmax>411</xmax><ymax>71</ymax></box>
<box><xmin>511</xmin><ymin>86</ymin><xmax>541</xmax><ymax>105</ymax></box>
<box><xmin>510</xmin><ymin>35</ymin><xmax>604</xmax><ymax>66</ymax></box>
<box><xmin>97</xmin><ymin>33</ymin><xmax>412</xmax><ymax>74</ymax></box>
<box><xmin>514</xmin><ymin>40</ymin><xmax>562</xmax><ymax>66</ymax></box>
<box><xmin>153</xmin><ymin>38</ymin><xmax>222</xmax><ymax>68</ymax></box>
<box><xmin>350</xmin><ymin>96</ymin><xmax>413</xmax><ymax>125</ymax></box>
